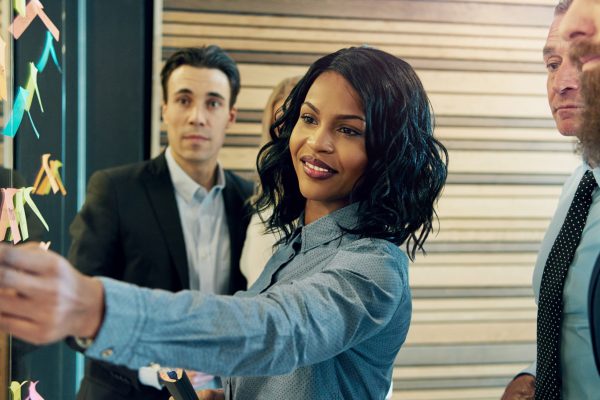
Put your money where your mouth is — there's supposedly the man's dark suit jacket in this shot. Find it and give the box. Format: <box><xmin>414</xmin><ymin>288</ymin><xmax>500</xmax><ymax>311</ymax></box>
<box><xmin>68</xmin><ymin>153</ymin><xmax>253</xmax><ymax>400</ymax></box>
<box><xmin>590</xmin><ymin>252</ymin><xmax>600</xmax><ymax>375</ymax></box>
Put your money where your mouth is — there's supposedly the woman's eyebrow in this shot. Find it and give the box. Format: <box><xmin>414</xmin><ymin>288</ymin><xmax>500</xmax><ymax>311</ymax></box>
<box><xmin>302</xmin><ymin>101</ymin><xmax>365</xmax><ymax>122</ymax></box>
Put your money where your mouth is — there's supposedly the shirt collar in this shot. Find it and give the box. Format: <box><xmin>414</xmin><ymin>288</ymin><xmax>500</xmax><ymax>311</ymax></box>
<box><xmin>298</xmin><ymin>203</ymin><xmax>361</xmax><ymax>253</ymax></box>
<box><xmin>581</xmin><ymin>160</ymin><xmax>600</xmax><ymax>189</ymax></box>
<box><xmin>165</xmin><ymin>146</ymin><xmax>226</xmax><ymax>204</ymax></box>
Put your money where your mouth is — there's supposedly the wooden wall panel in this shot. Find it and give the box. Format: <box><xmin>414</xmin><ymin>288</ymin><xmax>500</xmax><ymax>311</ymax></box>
<box><xmin>161</xmin><ymin>1</ymin><xmax>569</xmax><ymax>398</ymax></box>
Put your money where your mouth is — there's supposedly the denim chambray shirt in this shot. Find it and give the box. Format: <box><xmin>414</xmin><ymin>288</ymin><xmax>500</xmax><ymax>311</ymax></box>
<box><xmin>87</xmin><ymin>203</ymin><xmax>412</xmax><ymax>399</ymax></box>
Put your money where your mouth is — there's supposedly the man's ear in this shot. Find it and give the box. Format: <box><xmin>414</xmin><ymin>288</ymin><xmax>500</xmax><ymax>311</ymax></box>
<box><xmin>161</xmin><ymin>103</ymin><xmax>167</xmax><ymax>122</ymax></box>
<box><xmin>227</xmin><ymin>107</ymin><xmax>238</xmax><ymax>126</ymax></box>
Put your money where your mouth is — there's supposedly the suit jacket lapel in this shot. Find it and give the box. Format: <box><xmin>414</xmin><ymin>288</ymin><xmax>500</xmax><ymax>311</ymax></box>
<box><xmin>222</xmin><ymin>172</ymin><xmax>247</xmax><ymax>293</ymax></box>
<box><xmin>142</xmin><ymin>153</ymin><xmax>190</xmax><ymax>289</ymax></box>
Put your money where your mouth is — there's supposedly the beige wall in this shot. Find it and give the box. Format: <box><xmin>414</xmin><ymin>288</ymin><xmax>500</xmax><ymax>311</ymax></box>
<box><xmin>161</xmin><ymin>1</ymin><xmax>575</xmax><ymax>398</ymax></box>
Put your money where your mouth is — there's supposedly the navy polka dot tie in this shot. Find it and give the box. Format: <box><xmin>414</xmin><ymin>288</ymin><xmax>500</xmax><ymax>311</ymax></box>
<box><xmin>536</xmin><ymin>170</ymin><xmax>597</xmax><ymax>399</ymax></box>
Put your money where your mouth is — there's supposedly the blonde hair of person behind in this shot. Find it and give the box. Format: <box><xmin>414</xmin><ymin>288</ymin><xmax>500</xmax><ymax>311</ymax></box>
<box><xmin>250</xmin><ymin>76</ymin><xmax>302</xmax><ymax>205</ymax></box>
<box><xmin>260</xmin><ymin>76</ymin><xmax>303</xmax><ymax>145</ymax></box>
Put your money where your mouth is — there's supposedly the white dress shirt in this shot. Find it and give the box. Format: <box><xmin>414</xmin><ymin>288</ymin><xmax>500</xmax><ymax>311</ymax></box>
<box><xmin>165</xmin><ymin>147</ymin><xmax>231</xmax><ymax>294</ymax></box>
<box><xmin>139</xmin><ymin>148</ymin><xmax>231</xmax><ymax>389</ymax></box>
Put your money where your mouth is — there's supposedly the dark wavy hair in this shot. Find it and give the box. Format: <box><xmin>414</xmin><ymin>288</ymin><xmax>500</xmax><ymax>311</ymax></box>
<box><xmin>254</xmin><ymin>47</ymin><xmax>448</xmax><ymax>260</ymax></box>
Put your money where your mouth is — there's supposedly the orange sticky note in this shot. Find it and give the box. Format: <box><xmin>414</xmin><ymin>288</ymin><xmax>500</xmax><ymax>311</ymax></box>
<box><xmin>32</xmin><ymin>154</ymin><xmax>67</xmax><ymax>196</ymax></box>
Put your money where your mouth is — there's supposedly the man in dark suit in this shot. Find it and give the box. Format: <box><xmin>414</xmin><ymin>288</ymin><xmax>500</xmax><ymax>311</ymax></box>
<box><xmin>69</xmin><ymin>45</ymin><xmax>253</xmax><ymax>400</ymax></box>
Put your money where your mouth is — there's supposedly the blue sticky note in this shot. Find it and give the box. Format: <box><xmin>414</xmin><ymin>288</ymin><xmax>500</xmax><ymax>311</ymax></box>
<box><xmin>27</xmin><ymin>111</ymin><xmax>40</xmax><ymax>139</ymax></box>
<box><xmin>3</xmin><ymin>87</ymin><xmax>29</xmax><ymax>138</ymax></box>
<box><xmin>35</xmin><ymin>30</ymin><xmax>61</xmax><ymax>73</ymax></box>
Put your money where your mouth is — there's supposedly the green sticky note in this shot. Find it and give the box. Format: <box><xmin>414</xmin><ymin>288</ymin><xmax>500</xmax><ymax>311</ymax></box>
<box><xmin>14</xmin><ymin>0</ymin><xmax>26</xmax><ymax>16</ymax></box>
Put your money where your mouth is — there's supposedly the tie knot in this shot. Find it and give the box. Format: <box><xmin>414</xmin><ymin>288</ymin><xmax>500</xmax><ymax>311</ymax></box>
<box><xmin>578</xmin><ymin>170</ymin><xmax>598</xmax><ymax>197</ymax></box>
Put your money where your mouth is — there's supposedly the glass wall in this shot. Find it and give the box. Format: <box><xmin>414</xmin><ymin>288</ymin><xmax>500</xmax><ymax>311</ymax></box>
<box><xmin>2</xmin><ymin>1</ymin><xmax>78</xmax><ymax>399</ymax></box>
<box><xmin>1</xmin><ymin>0</ymin><xmax>155</xmax><ymax>398</ymax></box>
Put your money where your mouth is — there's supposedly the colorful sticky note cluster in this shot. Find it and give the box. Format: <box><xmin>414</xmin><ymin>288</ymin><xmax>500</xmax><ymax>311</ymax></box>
<box><xmin>32</xmin><ymin>153</ymin><xmax>67</xmax><ymax>196</ymax></box>
<box><xmin>0</xmin><ymin>186</ymin><xmax>49</xmax><ymax>244</ymax></box>
<box><xmin>4</xmin><ymin>62</ymin><xmax>45</xmax><ymax>138</ymax></box>
<box><xmin>2</xmin><ymin>0</ymin><xmax>61</xmax><ymax>139</ymax></box>
<box><xmin>9</xmin><ymin>380</ymin><xmax>46</xmax><ymax>400</ymax></box>
<box><xmin>9</xmin><ymin>0</ymin><xmax>59</xmax><ymax>41</ymax></box>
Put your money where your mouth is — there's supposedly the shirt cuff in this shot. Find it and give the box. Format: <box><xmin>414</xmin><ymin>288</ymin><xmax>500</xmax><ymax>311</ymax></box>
<box><xmin>84</xmin><ymin>277</ymin><xmax>147</xmax><ymax>367</ymax></box>
<box><xmin>519</xmin><ymin>360</ymin><xmax>536</xmax><ymax>377</ymax></box>
<box><xmin>139</xmin><ymin>365</ymin><xmax>163</xmax><ymax>389</ymax></box>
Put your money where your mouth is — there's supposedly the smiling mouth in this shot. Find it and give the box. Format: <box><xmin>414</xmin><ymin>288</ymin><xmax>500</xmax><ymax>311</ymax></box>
<box><xmin>300</xmin><ymin>156</ymin><xmax>337</xmax><ymax>179</ymax></box>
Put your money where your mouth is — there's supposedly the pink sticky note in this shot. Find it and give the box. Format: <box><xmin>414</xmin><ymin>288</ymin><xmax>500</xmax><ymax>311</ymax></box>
<box><xmin>36</xmin><ymin>8</ymin><xmax>60</xmax><ymax>42</ymax></box>
<box><xmin>9</xmin><ymin>1</ymin><xmax>38</xmax><ymax>40</ymax></box>
<box><xmin>0</xmin><ymin>188</ymin><xmax>22</xmax><ymax>243</ymax></box>
<box><xmin>9</xmin><ymin>0</ymin><xmax>59</xmax><ymax>42</ymax></box>
<box><xmin>25</xmin><ymin>381</ymin><xmax>45</xmax><ymax>400</ymax></box>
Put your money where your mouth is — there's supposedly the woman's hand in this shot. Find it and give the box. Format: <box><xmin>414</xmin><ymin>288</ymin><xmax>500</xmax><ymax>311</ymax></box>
<box><xmin>0</xmin><ymin>242</ymin><xmax>105</xmax><ymax>344</ymax></box>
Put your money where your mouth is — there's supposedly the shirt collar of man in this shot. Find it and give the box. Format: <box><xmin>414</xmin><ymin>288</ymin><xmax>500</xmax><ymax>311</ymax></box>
<box><xmin>296</xmin><ymin>202</ymin><xmax>361</xmax><ymax>253</ymax></box>
<box><xmin>582</xmin><ymin>159</ymin><xmax>600</xmax><ymax>188</ymax></box>
<box><xmin>165</xmin><ymin>146</ymin><xmax>226</xmax><ymax>204</ymax></box>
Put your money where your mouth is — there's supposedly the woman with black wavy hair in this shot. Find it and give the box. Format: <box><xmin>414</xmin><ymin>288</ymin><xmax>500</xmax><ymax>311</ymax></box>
<box><xmin>256</xmin><ymin>46</ymin><xmax>446</xmax><ymax>259</ymax></box>
<box><xmin>0</xmin><ymin>47</ymin><xmax>448</xmax><ymax>400</ymax></box>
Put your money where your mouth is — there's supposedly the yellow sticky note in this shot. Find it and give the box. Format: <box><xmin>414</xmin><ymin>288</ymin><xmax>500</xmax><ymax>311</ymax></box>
<box><xmin>14</xmin><ymin>0</ymin><xmax>26</xmax><ymax>16</ymax></box>
<box><xmin>49</xmin><ymin>160</ymin><xmax>67</xmax><ymax>195</ymax></box>
<box><xmin>24</xmin><ymin>62</ymin><xmax>43</xmax><ymax>112</ymax></box>
<box><xmin>9</xmin><ymin>381</ymin><xmax>26</xmax><ymax>400</ymax></box>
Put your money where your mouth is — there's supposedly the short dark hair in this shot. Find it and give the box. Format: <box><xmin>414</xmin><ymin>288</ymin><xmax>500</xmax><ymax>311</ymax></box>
<box><xmin>555</xmin><ymin>0</ymin><xmax>572</xmax><ymax>15</ymax></box>
<box><xmin>160</xmin><ymin>45</ymin><xmax>241</xmax><ymax>108</ymax></box>
<box><xmin>255</xmin><ymin>47</ymin><xmax>448</xmax><ymax>260</ymax></box>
